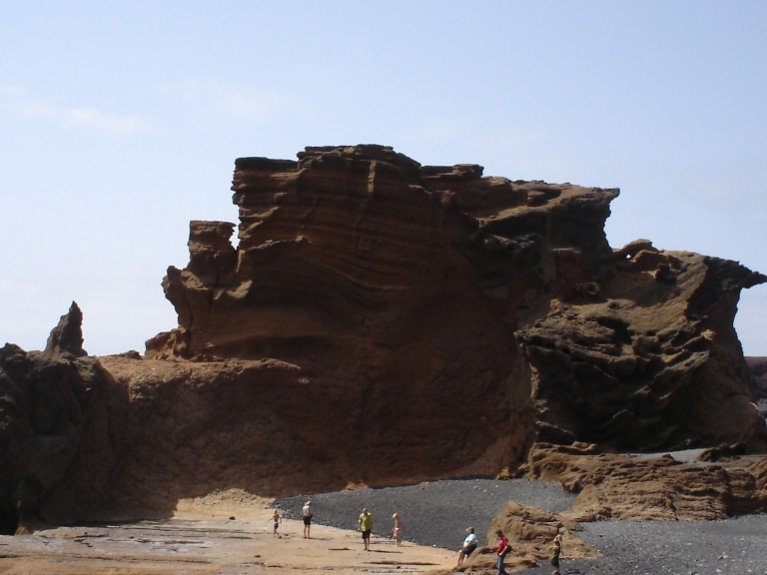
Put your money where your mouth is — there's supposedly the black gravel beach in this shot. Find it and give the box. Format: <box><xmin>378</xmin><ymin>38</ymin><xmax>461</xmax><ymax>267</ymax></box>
<box><xmin>276</xmin><ymin>478</ymin><xmax>767</xmax><ymax>575</ymax></box>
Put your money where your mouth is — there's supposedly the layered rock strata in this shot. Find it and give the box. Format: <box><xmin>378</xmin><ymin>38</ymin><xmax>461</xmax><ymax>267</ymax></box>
<box><xmin>522</xmin><ymin>442</ymin><xmax>767</xmax><ymax>521</ymax></box>
<box><xmin>3</xmin><ymin>145</ymin><xmax>767</xmax><ymax>529</ymax></box>
<box><xmin>518</xmin><ymin>247</ymin><xmax>766</xmax><ymax>451</ymax></box>
<box><xmin>149</xmin><ymin>145</ymin><xmax>767</xmax><ymax>456</ymax></box>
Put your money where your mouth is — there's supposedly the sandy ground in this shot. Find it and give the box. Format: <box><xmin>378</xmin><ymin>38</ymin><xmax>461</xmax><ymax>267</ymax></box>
<box><xmin>8</xmin><ymin>466</ymin><xmax>766</xmax><ymax>575</ymax></box>
<box><xmin>0</xmin><ymin>490</ymin><xmax>457</xmax><ymax>575</ymax></box>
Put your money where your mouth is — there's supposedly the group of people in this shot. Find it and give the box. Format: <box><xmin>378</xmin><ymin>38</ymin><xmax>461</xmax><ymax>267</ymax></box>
<box><xmin>269</xmin><ymin>502</ymin><xmax>378</xmax><ymax>551</ymax></box>
<box><xmin>459</xmin><ymin>526</ymin><xmax>562</xmax><ymax>575</ymax></box>
<box><xmin>456</xmin><ymin>528</ymin><xmax>512</xmax><ymax>575</ymax></box>
<box><xmin>270</xmin><ymin>500</ymin><xmax>315</xmax><ymax>539</ymax></box>
<box><xmin>270</xmin><ymin>502</ymin><xmax>564</xmax><ymax>574</ymax></box>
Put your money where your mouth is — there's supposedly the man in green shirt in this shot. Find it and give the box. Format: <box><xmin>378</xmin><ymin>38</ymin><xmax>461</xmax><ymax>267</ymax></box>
<box><xmin>357</xmin><ymin>507</ymin><xmax>374</xmax><ymax>551</ymax></box>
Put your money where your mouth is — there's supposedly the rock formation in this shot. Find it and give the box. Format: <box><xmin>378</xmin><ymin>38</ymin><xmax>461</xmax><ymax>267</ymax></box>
<box><xmin>3</xmin><ymin>145</ymin><xmax>767</xmax><ymax>529</ymax></box>
<box><xmin>483</xmin><ymin>501</ymin><xmax>601</xmax><ymax>571</ymax></box>
<box><xmin>149</xmin><ymin>144</ymin><xmax>767</xmax><ymax>455</ymax></box>
<box><xmin>0</xmin><ymin>303</ymin><xmax>101</xmax><ymax>533</ymax></box>
<box><xmin>747</xmin><ymin>356</ymin><xmax>767</xmax><ymax>403</ymax></box>
<box><xmin>522</xmin><ymin>442</ymin><xmax>767</xmax><ymax>521</ymax></box>
<box><xmin>518</xmin><ymin>248</ymin><xmax>766</xmax><ymax>451</ymax></box>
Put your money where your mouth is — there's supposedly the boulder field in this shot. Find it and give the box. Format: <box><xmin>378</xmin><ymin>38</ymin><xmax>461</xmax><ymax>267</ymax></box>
<box><xmin>2</xmin><ymin>145</ymin><xmax>766</xmax><ymax>534</ymax></box>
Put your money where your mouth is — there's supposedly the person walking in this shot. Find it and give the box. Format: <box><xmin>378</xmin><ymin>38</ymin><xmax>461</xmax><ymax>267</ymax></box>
<box><xmin>302</xmin><ymin>501</ymin><xmax>313</xmax><ymax>538</ymax></box>
<box><xmin>271</xmin><ymin>509</ymin><xmax>282</xmax><ymax>538</ymax></box>
<box><xmin>455</xmin><ymin>526</ymin><xmax>478</xmax><ymax>567</ymax></box>
<box><xmin>391</xmin><ymin>513</ymin><xmax>403</xmax><ymax>547</ymax></box>
<box><xmin>494</xmin><ymin>529</ymin><xmax>511</xmax><ymax>575</ymax></box>
<box><xmin>357</xmin><ymin>507</ymin><xmax>374</xmax><ymax>551</ymax></box>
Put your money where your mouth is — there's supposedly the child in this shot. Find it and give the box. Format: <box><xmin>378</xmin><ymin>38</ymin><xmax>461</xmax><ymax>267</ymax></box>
<box><xmin>272</xmin><ymin>510</ymin><xmax>282</xmax><ymax>538</ymax></box>
<box><xmin>548</xmin><ymin>528</ymin><xmax>563</xmax><ymax>575</ymax></box>
<box><xmin>391</xmin><ymin>513</ymin><xmax>403</xmax><ymax>546</ymax></box>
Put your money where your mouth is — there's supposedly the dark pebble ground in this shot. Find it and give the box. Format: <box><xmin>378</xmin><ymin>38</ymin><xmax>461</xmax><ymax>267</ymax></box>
<box><xmin>275</xmin><ymin>478</ymin><xmax>767</xmax><ymax>575</ymax></box>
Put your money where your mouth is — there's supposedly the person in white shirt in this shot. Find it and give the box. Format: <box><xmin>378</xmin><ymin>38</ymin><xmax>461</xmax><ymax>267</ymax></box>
<box><xmin>456</xmin><ymin>526</ymin><xmax>478</xmax><ymax>566</ymax></box>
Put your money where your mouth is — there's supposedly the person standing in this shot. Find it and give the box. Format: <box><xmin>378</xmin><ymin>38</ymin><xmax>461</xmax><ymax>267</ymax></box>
<box><xmin>548</xmin><ymin>528</ymin><xmax>563</xmax><ymax>575</ymax></box>
<box><xmin>391</xmin><ymin>513</ymin><xmax>403</xmax><ymax>547</ymax></box>
<box><xmin>494</xmin><ymin>529</ymin><xmax>511</xmax><ymax>575</ymax></box>
<box><xmin>302</xmin><ymin>501</ymin><xmax>313</xmax><ymax>539</ymax></box>
<box><xmin>357</xmin><ymin>507</ymin><xmax>374</xmax><ymax>551</ymax></box>
<box><xmin>272</xmin><ymin>509</ymin><xmax>282</xmax><ymax>538</ymax></box>
<box><xmin>455</xmin><ymin>526</ymin><xmax>478</xmax><ymax>567</ymax></box>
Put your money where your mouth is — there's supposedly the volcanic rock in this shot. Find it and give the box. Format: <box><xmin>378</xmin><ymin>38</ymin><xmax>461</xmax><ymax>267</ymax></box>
<box><xmin>522</xmin><ymin>442</ymin><xmax>767</xmax><ymax>521</ymax></box>
<box><xmin>148</xmin><ymin>145</ymin><xmax>767</xmax><ymax>458</ymax></box>
<box><xmin>482</xmin><ymin>501</ymin><xmax>600</xmax><ymax>570</ymax></box>
<box><xmin>747</xmin><ymin>356</ymin><xmax>767</xmax><ymax>402</ymax></box>
<box><xmin>43</xmin><ymin>301</ymin><xmax>88</xmax><ymax>359</ymax></box>
<box><xmin>3</xmin><ymin>145</ymin><xmax>767</xmax><ymax>528</ymax></box>
<box><xmin>518</xmin><ymin>249</ymin><xmax>767</xmax><ymax>451</ymax></box>
<box><xmin>0</xmin><ymin>303</ymin><xmax>103</xmax><ymax>533</ymax></box>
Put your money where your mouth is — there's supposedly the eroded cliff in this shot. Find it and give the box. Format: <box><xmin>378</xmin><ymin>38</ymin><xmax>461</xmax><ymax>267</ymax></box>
<box><xmin>149</xmin><ymin>145</ymin><xmax>766</xmax><ymax>454</ymax></box>
<box><xmin>3</xmin><ymin>145</ymin><xmax>766</xmax><ymax>530</ymax></box>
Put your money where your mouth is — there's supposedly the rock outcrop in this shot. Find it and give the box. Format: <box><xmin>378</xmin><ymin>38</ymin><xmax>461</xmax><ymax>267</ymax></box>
<box><xmin>522</xmin><ymin>442</ymin><xmax>767</xmax><ymax>521</ymax></box>
<box><xmin>747</xmin><ymin>356</ymin><xmax>767</xmax><ymax>403</ymax></box>
<box><xmin>518</xmin><ymin>249</ymin><xmax>766</xmax><ymax>451</ymax></box>
<box><xmin>3</xmin><ymin>146</ymin><xmax>766</xmax><ymax>528</ymax></box>
<box><xmin>0</xmin><ymin>303</ymin><xmax>102</xmax><ymax>533</ymax></box>
<box><xmin>148</xmin><ymin>145</ymin><xmax>767</xmax><ymax>456</ymax></box>
<box><xmin>444</xmin><ymin>500</ymin><xmax>600</xmax><ymax>574</ymax></box>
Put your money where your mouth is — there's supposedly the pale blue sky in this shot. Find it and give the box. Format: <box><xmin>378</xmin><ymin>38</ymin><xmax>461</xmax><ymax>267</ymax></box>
<box><xmin>1</xmin><ymin>1</ymin><xmax>766</xmax><ymax>355</ymax></box>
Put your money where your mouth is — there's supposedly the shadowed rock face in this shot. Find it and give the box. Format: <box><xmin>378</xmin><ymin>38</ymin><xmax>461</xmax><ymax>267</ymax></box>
<box><xmin>147</xmin><ymin>145</ymin><xmax>766</xmax><ymax>458</ymax></box>
<box><xmin>0</xmin><ymin>303</ymin><xmax>102</xmax><ymax>533</ymax></box>
<box><xmin>747</xmin><ymin>357</ymin><xmax>767</xmax><ymax>403</ymax></box>
<box><xmin>518</xmin><ymin>249</ymin><xmax>767</xmax><ymax>451</ymax></box>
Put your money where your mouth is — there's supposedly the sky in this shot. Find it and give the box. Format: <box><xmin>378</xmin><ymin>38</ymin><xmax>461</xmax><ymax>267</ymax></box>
<box><xmin>1</xmin><ymin>1</ymin><xmax>766</xmax><ymax>356</ymax></box>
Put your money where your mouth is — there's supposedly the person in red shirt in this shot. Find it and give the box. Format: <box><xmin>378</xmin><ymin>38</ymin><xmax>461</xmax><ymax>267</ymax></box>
<box><xmin>494</xmin><ymin>529</ymin><xmax>511</xmax><ymax>575</ymax></box>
